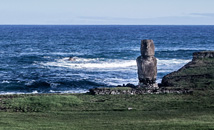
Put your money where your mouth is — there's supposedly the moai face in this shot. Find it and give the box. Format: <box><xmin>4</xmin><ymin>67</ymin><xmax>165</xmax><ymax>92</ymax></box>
<box><xmin>141</xmin><ymin>39</ymin><xmax>155</xmax><ymax>57</ymax></box>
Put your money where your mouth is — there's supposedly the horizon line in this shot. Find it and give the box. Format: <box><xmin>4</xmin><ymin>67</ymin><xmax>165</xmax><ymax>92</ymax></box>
<box><xmin>0</xmin><ymin>24</ymin><xmax>214</xmax><ymax>26</ymax></box>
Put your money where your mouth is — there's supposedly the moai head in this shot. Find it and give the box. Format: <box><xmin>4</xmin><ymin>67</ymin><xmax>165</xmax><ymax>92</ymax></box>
<box><xmin>141</xmin><ymin>39</ymin><xmax>155</xmax><ymax>57</ymax></box>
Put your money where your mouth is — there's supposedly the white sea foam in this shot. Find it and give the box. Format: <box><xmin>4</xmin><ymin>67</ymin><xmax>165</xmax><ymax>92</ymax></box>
<box><xmin>24</xmin><ymin>80</ymin><xmax>36</xmax><ymax>86</ymax></box>
<box><xmin>40</xmin><ymin>57</ymin><xmax>190</xmax><ymax>71</ymax></box>
<box><xmin>156</xmin><ymin>79</ymin><xmax>162</xmax><ymax>83</ymax></box>
<box><xmin>156</xmin><ymin>48</ymin><xmax>212</xmax><ymax>51</ymax></box>
<box><xmin>2</xmin><ymin>80</ymin><xmax>10</xmax><ymax>84</ymax></box>
<box><xmin>157</xmin><ymin>59</ymin><xmax>191</xmax><ymax>65</ymax></box>
<box><xmin>0</xmin><ymin>91</ymin><xmax>40</xmax><ymax>95</ymax></box>
<box><xmin>49</xmin><ymin>89</ymin><xmax>88</xmax><ymax>94</ymax></box>
<box><xmin>0</xmin><ymin>92</ymin><xmax>25</xmax><ymax>95</ymax></box>
<box><xmin>61</xmin><ymin>57</ymin><xmax>100</xmax><ymax>62</ymax></box>
<box><xmin>40</xmin><ymin>57</ymin><xmax>136</xmax><ymax>70</ymax></box>
<box><xmin>43</xmin><ymin>56</ymin><xmax>51</xmax><ymax>59</ymax></box>
<box><xmin>157</xmin><ymin>59</ymin><xmax>191</xmax><ymax>72</ymax></box>
<box><xmin>19</xmin><ymin>52</ymin><xmax>83</xmax><ymax>56</ymax></box>
<box><xmin>32</xmin><ymin>90</ymin><xmax>39</xmax><ymax>94</ymax></box>
<box><xmin>49</xmin><ymin>52</ymin><xmax>83</xmax><ymax>56</ymax></box>
<box><xmin>0</xmin><ymin>89</ymin><xmax>87</xmax><ymax>95</ymax></box>
<box><xmin>100</xmin><ymin>77</ymin><xmax>138</xmax><ymax>86</ymax></box>
<box><xmin>38</xmin><ymin>57</ymin><xmax>191</xmax><ymax>86</ymax></box>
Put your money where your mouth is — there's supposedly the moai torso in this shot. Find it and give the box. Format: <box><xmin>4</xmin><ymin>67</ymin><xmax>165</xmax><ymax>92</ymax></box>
<box><xmin>136</xmin><ymin>56</ymin><xmax>157</xmax><ymax>81</ymax></box>
<box><xmin>136</xmin><ymin>40</ymin><xmax>158</xmax><ymax>88</ymax></box>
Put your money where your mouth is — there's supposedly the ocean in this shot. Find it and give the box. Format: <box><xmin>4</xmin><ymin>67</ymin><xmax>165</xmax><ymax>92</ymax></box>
<box><xmin>0</xmin><ymin>25</ymin><xmax>214</xmax><ymax>94</ymax></box>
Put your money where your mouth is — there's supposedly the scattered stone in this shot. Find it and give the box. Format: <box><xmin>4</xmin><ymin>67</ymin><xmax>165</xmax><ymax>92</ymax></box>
<box><xmin>128</xmin><ymin>107</ymin><xmax>133</xmax><ymax>110</ymax></box>
<box><xmin>89</xmin><ymin>87</ymin><xmax>193</xmax><ymax>95</ymax></box>
<box><xmin>193</xmin><ymin>51</ymin><xmax>214</xmax><ymax>60</ymax></box>
<box><xmin>68</xmin><ymin>57</ymin><xmax>77</xmax><ymax>61</ymax></box>
<box><xmin>116</xmin><ymin>83</ymin><xmax>137</xmax><ymax>88</ymax></box>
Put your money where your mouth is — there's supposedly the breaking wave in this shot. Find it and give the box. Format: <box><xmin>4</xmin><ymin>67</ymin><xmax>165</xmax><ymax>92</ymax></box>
<box><xmin>40</xmin><ymin>57</ymin><xmax>136</xmax><ymax>70</ymax></box>
<box><xmin>40</xmin><ymin>57</ymin><xmax>190</xmax><ymax>72</ymax></box>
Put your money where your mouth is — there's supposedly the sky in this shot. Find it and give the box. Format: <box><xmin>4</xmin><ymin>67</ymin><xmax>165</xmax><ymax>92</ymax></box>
<box><xmin>0</xmin><ymin>0</ymin><xmax>214</xmax><ymax>25</ymax></box>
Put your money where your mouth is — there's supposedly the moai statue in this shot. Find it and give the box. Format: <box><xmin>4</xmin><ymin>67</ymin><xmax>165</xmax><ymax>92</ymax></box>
<box><xmin>136</xmin><ymin>39</ymin><xmax>158</xmax><ymax>89</ymax></box>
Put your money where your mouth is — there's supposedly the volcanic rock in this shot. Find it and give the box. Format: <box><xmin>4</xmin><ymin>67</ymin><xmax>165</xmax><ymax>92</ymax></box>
<box><xmin>161</xmin><ymin>51</ymin><xmax>214</xmax><ymax>89</ymax></box>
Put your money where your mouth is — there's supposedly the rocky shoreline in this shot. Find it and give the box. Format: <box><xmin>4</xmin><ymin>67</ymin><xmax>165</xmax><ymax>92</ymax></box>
<box><xmin>90</xmin><ymin>51</ymin><xmax>214</xmax><ymax>95</ymax></box>
<box><xmin>161</xmin><ymin>51</ymin><xmax>214</xmax><ymax>88</ymax></box>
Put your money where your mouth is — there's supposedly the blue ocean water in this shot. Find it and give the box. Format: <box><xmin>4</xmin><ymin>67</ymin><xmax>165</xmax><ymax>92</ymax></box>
<box><xmin>0</xmin><ymin>25</ymin><xmax>214</xmax><ymax>94</ymax></box>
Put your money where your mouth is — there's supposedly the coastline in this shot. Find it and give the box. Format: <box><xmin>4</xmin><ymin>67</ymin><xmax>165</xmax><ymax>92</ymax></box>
<box><xmin>0</xmin><ymin>50</ymin><xmax>214</xmax><ymax>129</ymax></box>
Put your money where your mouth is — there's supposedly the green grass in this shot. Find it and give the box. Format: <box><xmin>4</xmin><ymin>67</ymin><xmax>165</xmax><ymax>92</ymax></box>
<box><xmin>0</xmin><ymin>91</ymin><xmax>214</xmax><ymax>130</ymax></box>
<box><xmin>163</xmin><ymin>58</ymin><xmax>214</xmax><ymax>89</ymax></box>
<box><xmin>3</xmin><ymin>95</ymin><xmax>82</xmax><ymax>112</ymax></box>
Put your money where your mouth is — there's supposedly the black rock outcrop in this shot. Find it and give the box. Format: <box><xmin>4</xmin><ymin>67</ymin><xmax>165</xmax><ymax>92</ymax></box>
<box><xmin>161</xmin><ymin>51</ymin><xmax>214</xmax><ymax>89</ymax></box>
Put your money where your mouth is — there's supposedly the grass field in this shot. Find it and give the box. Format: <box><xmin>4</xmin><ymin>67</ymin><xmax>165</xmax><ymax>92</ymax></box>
<box><xmin>0</xmin><ymin>90</ymin><xmax>214</xmax><ymax>130</ymax></box>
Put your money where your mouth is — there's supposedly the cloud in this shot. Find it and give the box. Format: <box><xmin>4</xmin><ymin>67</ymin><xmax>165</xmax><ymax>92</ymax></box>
<box><xmin>1</xmin><ymin>14</ymin><xmax>214</xmax><ymax>25</ymax></box>
<box><xmin>75</xmin><ymin>15</ymin><xmax>214</xmax><ymax>25</ymax></box>
<box><xmin>190</xmin><ymin>13</ymin><xmax>214</xmax><ymax>17</ymax></box>
<box><xmin>77</xmin><ymin>16</ymin><xmax>144</xmax><ymax>22</ymax></box>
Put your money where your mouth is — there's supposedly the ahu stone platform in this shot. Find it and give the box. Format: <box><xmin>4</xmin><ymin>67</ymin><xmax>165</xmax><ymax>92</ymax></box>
<box><xmin>89</xmin><ymin>87</ymin><xmax>193</xmax><ymax>95</ymax></box>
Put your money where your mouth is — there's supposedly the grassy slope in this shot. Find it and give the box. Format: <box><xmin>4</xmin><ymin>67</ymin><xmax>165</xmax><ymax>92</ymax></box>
<box><xmin>0</xmin><ymin>91</ymin><xmax>214</xmax><ymax>130</ymax></box>
<box><xmin>162</xmin><ymin>58</ymin><xmax>214</xmax><ymax>89</ymax></box>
